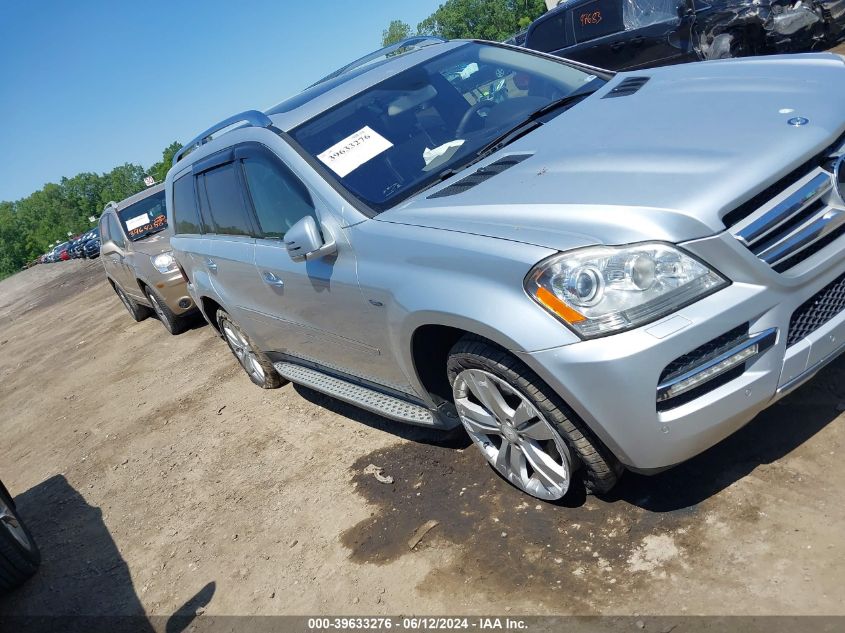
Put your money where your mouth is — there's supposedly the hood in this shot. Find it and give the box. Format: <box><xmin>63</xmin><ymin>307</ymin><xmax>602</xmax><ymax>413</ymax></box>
<box><xmin>126</xmin><ymin>229</ymin><xmax>173</xmax><ymax>256</ymax></box>
<box><xmin>378</xmin><ymin>54</ymin><xmax>845</xmax><ymax>251</ymax></box>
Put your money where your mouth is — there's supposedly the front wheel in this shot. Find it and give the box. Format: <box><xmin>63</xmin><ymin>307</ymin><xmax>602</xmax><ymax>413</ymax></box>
<box><xmin>447</xmin><ymin>338</ymin><xmax>622</xmax><ymax>501</ymax></box>
<box><xmin>0</xmin><ymin>486</ymin><xmax>40</xmax><ymax>595</ymax></box>
<box><xmin>113</xmin><ymin>283</ymin><xmax>152</xmax><ymax>322</ymax></box>
<box><xmin>216</xmin><ymin>309</ymin><xmax>284</xmax><ymax>389</ymax></box>
<box><xmin>145</xmin><ymin>287</ymin><xmax>187</xmax><ymax>335</ymax></box>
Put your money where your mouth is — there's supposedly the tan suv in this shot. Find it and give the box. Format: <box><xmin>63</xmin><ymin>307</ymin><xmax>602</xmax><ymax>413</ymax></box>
<box><xmin>99</xmin><ymin>183</ymin><xmax>195</xmax><ymax>334</ymax></box>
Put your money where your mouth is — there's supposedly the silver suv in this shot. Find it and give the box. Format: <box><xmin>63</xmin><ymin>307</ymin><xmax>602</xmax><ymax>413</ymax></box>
<box><xmin>167</xmin><ymin>39</ymin><xmax>845</xmax><ymax>500</ymax></box>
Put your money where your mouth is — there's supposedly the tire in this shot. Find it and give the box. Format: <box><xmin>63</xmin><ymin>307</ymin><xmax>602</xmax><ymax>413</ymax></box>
<box><xmin>144</xmin><ymin>286</ymin><xmax>187</xmax><ymax>335</ymax></box>
<box><xmin>0</xmin><ymin>485</ymin><xmax>40</xmax><ymax>595</ymax></box>
<box><xmin>113</xmin><ymin>283</ymin><xmax>152</xmax><ymax>322</ymax></box>
<box><xmin>216</xmin><ymin>309</ymin><xmax>284</xmax><ymax>389</ymax></box>
<box><xmin>447</xmin><ymin>337</ymin><xmax>622</xmax><ymax>500</ymax></box>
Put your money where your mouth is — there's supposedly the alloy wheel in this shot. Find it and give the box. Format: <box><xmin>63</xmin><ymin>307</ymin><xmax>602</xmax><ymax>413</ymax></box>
<box><xmin>0</xmin><ymin>496</ymin><xmax>34</xmax><ymax>553</ymax></box>
<box><xmin>148</xmin><ymin>293</ymin><xmax>169</xmax><ymax>328</ymax></box>
<box><xmin>221</xmin><ymin>319</ymin><xmax>266</xmax><ymax>383</ymax></box>
<box><xmin>452</xmin><ymin>368</ymin><xmax>571</xmax><ymax>500</ymax></box>
<box><xmin>116</xmin><ymin>288</ymin><xmax>133</xmax><ymax>313</ymax></box>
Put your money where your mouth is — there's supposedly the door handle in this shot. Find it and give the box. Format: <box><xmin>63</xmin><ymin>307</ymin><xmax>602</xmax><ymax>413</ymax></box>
<box><xmin>610</xmin><ymin>41</ymin><xmax>625</xmax><ymax>52</ymax></box>
<box><xmin>261</xmin><ymin>271</ymin><xmax>284</xmax><ymax>288</ymax></box>
<box><xmin>630</xmin><ymin>36</ymin><xmax>645</xmax><ymax>47</ymax></box>
<box><xmin>206</xmin><ymin>258</ymin><xmax>218</xmax><ymax>272</ymax></box>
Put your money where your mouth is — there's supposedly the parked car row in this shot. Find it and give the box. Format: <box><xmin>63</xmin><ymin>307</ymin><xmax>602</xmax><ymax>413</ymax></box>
<box><xmin>95</xmin><ymin>37</ymin><xmax>845</xmax><ymax>504</ymax></box>
<box><xmin>37</xmin><ymin>228</ymin><xmax>100</xmax><ymax>264</ymax></box>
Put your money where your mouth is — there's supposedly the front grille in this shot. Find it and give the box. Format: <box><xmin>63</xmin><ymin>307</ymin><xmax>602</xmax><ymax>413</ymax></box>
<box><xmin>724</xmin><ymin>134</ymin><xmax>845</xmax><ymax>273</ymax></box>
<box><xmin>787</xmin><ymin>271</ymin><xmax>845</xmax><ymax>347</ymax></box>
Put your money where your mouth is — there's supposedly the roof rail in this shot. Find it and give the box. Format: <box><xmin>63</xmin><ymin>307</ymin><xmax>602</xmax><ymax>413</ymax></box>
<box><xmin>311</xmin><ymin>36</ymin><xmax>447</xmax><ymax>87</ymax></box>
<box><xmin>172</xmin><ymin>110</ymin><xmax>274</xmax><ymax>166</ymax></box>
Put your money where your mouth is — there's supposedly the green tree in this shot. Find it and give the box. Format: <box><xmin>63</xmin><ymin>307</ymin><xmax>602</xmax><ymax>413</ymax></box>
<box><xmin>0</xmin><ymin>139</ymin><xmax>184</xmax><ymax>279</ymax></box>
<box><xmin>382</xmin><ymin>19</ymin><xmax>413</xmax><ymax>46</ymax></box>
<box><xmin>417</xmin><ymin>0</ymin><xmax>546</xmax><ymax>41</ymax></box>
<box><xmin>147</xmin><ymin>141</ymin><xmax>183</xmax><ymax>184</ymax></box>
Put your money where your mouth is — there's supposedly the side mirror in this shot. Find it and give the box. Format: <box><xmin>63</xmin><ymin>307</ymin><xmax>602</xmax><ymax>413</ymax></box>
<box><xmin>284</xmin><ymin>216</ymin><xmax>337</xmax><ymax>262</ymax></box>
<box><xmin>100</xmin><ymin>241</ymin><xmax>118</xmax><ymax>256</ymax></box>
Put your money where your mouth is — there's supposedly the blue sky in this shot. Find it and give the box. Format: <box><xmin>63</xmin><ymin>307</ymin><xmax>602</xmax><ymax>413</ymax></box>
<box><xmin>0</xmin><ymin>0</ymin><xmax>442</xmax><ymax>202</ymax></box>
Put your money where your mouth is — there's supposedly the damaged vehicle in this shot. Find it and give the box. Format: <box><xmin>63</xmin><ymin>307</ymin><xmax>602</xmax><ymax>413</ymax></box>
<box><xmin>168</xmin><ymin>39</ymin><xmax>845</xmax><ymax>502</ymax></box>
<box><xmin>524</xmin><ymin>0</ymin><xmax>845</xmax><ymax>70</ymax></box>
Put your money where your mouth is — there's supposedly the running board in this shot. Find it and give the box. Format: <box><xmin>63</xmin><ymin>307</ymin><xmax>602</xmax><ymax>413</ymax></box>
<box><xmin>273</xmin><ymin>362</ymin><xmax>450</xmax><ymax>428</ymax></box>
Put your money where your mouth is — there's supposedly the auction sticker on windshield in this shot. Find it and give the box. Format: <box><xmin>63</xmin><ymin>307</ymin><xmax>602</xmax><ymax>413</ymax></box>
<box><xmin>317</xmin><ymin>126</ymin><xmax>393</xmax><ymax>177</ymax></box>
<box><xmin>125</xmin><ymin>213</ymin><xmax>151</xmax><ymax>232</ymax></box>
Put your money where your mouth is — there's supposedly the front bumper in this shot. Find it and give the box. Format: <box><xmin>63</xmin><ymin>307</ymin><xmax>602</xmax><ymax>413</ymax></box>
<box><xmin>151</xmin><ymin>271</ymin><xmax>194</xmax><ymax>316</ymax></box>
<box><xmin>516</xmin><ymin>233</ymin><xmax>845</xmax><ymax>471</ymax></box>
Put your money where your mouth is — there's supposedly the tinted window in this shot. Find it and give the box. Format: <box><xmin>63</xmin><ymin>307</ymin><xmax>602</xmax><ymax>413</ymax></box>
<box><xmin>201</xmin><ymin>163</ymin><xmax>253</xmax><ymax>236</ymax></box>
<box><xmin>108</xmin><ymin>214</ymin><xmax>126</xmax><ymax>248</ymax></box>
<box><xmin>242</xmin><ymin>156</ymin><xmax>315</xmax><ymax>239</ymax></box>
<box><xmin>99</xmin><ymin>217</ymin><xmax>110</xmax><ymax>243</ymax></box>
<box><xmin>172</xmin><ymin>175</ymin><xmax>203</xmax><ymax>234</ymax></box>
<box><xmin>118</xmin><ymin>191</ymin><xmax>167</xmax><ymax>242</ymax></box>
<box><xmin>573</xmin><ymin>0</ymin><xmax>624</xmax><ymax>42</ymax></box>
<box><xmin>526</xmin><ymin>12</ymin><xmax>572</xmax><ymax>52</ymax></box>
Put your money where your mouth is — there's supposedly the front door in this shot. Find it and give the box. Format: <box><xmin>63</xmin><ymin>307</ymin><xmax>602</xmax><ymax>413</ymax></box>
<box><xmin>236</xmin><ymin>142</ymin><xmax>415</xmax><ymax>394</ymax></box>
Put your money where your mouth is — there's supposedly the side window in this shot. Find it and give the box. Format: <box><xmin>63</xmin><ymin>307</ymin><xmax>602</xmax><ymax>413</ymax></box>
<box><xmin>108</xmin><ymin>214</ymin><xmax>126</xmax><ymax>248</ymax></box>
<box><xmin>172</xmin><ymin>174</ymin><xmax>203</xmax><ymax>234</ymax></box>
<box><xmin>99</xmin><ymin>216</ymin><xmax>110</xmax><ymax>243</ymax></box>
<box><xmin>241</xmin><ymin>155</ymin><xmax>315</xmax><ymax>239</ymax></box>
<box><xmin>573</xmin><ymin>0</ymin><xmax>624</xmax><ymax>42</ymax></box>
<box><xmin>526</xmin><ymin>12</ymin><xmax>573</xmax><ymax>52</ymax></box>
<box><xmin>200</xmin><ymin>163</ymin><xmax>253</xmax><ymax>237</ymax></box>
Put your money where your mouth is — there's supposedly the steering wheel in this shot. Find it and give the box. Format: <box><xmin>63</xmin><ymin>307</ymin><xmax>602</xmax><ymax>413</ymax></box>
<box><xmin>456</xmin><ymin>100</ymin><xmax>496</xmax><ymax>137</ymax></box>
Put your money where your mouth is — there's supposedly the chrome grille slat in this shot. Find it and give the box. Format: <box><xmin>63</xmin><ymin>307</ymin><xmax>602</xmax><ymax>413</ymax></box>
<box><xmin>727</xmin><ymin>155</ymin><xmax>845</xmax><ymax>273</ymax></box>
<box><xmin>736</xmin><ymin>173</ymin><xmax>831</xmax><ymax>246</ymax></box>
<box><xmin>759</xmin><ymin>206</ymin><xmax>845</xmax><ymax>266</ymax></box>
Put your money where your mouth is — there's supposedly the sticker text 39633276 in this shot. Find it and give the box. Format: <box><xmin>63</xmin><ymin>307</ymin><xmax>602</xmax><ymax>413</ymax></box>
<box><xmin>317</xmin><ymin>126</ymin><xmax>393</xmax><ymax>178</ymax></box>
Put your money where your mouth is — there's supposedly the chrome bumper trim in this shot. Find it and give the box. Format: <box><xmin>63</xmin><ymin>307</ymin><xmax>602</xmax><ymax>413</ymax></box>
<box><xmin>657</xmin><ymin>327</ymin><xmax>779</xmax><ymax>403</ymax></box>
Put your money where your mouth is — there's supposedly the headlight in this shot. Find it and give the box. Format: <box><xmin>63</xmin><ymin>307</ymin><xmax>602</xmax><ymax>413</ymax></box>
<box><xmin>525</xmin><ymin>243</ymin><xmax>728</xmax><ymax>339</ymax></box>
<box><xmin>151</xmin><ymin>251</ymin><xmax>177</xmax><ymax>274</ymax></box>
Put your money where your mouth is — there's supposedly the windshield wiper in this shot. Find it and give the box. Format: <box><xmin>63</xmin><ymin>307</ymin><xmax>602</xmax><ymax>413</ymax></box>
<box><xmin>474</xmin><ymin>90</ymin><xmax>597</xmax><ymax>159</ymax></box>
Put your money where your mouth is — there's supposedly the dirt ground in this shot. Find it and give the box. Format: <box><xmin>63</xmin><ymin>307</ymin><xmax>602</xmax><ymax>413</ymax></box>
<box><xmin>0</xmin><ymin>257</ymin><xmax>842</xmax><ymax>619</ymax></box>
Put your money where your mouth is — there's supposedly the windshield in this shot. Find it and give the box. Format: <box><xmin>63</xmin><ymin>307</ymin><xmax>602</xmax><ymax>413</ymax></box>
<box><xmin>290</xmin><ymin>43</ymin><xmax>605</xmax><ymax>211</ymax></box>
<box><xmin>118</xmin><ymin>191</ymin><xmax>167</xmax><ymax>241</ymax></box>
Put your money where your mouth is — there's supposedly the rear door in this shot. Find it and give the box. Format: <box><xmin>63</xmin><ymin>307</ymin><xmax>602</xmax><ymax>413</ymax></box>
<box><xmin>540</xmin><ymin>0</ymin><xmax>693</xmax><ymax>71</ymax></box>
<box><xmin>192</xmin><ymin>150</ymin><xmax>260</xmax><ymax>330</ymax></box>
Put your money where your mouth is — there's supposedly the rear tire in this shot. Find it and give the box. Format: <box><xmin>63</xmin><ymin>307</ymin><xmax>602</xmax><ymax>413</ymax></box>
<box><xmin>145</xmin><ymin>287</ymin><xmax>187</xmax><ymax>335</ymax></box>
<box><xmin>447</xmin><ymin>337</ymin><xmax>622</xmax><ymax>500</ymax></box>
<box><xmin>216</xmin><ymin>309</ymin><xmax>284</xmax><ymax>389</ymax></box>
<box><xmin>113</xmin><ymin>283</ymin><xmax>152</xmax><ymax>322</ymax></box>
<box><xmin>0</xmin><ymin>485</ymin><xmax>40</xmax><ymax>595</ymax></box>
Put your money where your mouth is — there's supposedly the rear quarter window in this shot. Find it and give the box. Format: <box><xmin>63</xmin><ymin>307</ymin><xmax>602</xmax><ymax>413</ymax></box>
<box><xmin>172</xmin><ymin>175</ymin><xmax>202</xmax><ymax>234</ymax></box>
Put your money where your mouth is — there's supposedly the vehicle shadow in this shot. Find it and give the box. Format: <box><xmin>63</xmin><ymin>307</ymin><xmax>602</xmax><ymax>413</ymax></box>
<box><xmin>0</xmin><ymin>474</ymin><xmax>215</xmax><ymax>633</ymax></box>
<box><xmin>292</xmin><ymin>383</ymin><xmax>471</xmax><ymax>448</ymax></box>
<box><xmin>604</xmin><ymin>355</ymin><xmax>845</xmax><ymax>512</ymax></box>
